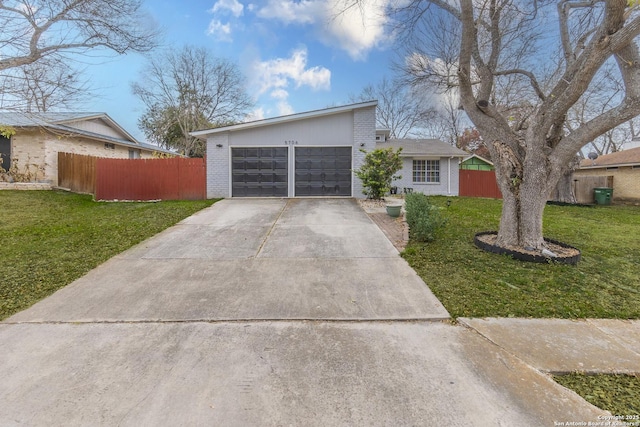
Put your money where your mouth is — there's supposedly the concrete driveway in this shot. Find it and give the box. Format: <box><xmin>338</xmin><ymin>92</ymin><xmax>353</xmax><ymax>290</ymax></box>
<box><xmin>0</xmin><ymin>199</ymin><xmax>605</xmax><ymax>425</ymax></box>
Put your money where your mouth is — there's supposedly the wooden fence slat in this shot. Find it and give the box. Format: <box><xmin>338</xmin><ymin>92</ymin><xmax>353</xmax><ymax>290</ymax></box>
<box><xmin>58</xmin><ymin>153</ymin><xmax>206</xmax><ymax>201</ymax></box>
<box><xmin>95</xmin><ymin>157</ymin><xmax>206</xmax><ymax>201</ymax></box>
<box><xmin>459</xmin><ymin>169</ymin><xmax>502</xmax><ymax>199</ymax></box>
<box><xmin>57</xmin><ymin>152</ymin><xmax>96</xmax><ymax>194</ymax></box>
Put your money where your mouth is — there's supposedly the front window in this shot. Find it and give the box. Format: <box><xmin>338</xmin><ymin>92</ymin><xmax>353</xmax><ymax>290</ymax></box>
<box><xmin>413</xmin><ymin>160</ymin><xmax>440</xmax><ymax>183</ymax></box>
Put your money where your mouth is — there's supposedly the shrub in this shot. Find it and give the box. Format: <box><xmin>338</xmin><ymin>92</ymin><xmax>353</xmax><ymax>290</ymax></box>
<box><xmin>405</xmin><ymin>193</ymin><xmax>447</xmax><ymax>242</ymax></box>
<box><xmin>354</xmin><ymin>147</ymin><xmax>402</xmax><ymax>199</ymax></box>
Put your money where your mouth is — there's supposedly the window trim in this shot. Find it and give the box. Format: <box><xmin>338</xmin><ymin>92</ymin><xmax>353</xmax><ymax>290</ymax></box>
<box><xmin>412</xmin><ymin>159</ymin><xmax>440</xmax><ymax>183</ymax></box>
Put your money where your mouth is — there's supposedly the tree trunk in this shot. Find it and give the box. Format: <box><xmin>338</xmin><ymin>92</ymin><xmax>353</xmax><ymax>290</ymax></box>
<box><xmin>495</xmin><ymin>165</ymin><xmax>550</xmax><ymax>250</ymax></box>
<box><xmin>550</xmin><ymin>156</ymin><xmax>580</xmax><ymax>203</ymax></box>
<box><xmin>491</xmin><ymin>138</ymin><xmax>555</xmax><ymax>250</ymax></box>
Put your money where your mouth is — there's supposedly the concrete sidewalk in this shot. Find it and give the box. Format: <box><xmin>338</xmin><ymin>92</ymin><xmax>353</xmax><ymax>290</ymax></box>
<box><xmin>0</xmin><ymin>198</ymin><xmax>616</xmax><ymax>425</ymax></box>
<box><xmin>460</xmin><ymin>317</ymin><xmax>640</xmax><ymax>374</ymax></box>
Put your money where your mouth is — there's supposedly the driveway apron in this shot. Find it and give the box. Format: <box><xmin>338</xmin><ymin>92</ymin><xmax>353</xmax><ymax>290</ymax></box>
<box><xmin>6</xmin><ymin>198</ymin><xmax>448</xmax><ymax>322</ymax></box>
<box><xmin>0</xmin><ymin>199</ymin><xmax>606</xmax><ymax>425</ymax></box>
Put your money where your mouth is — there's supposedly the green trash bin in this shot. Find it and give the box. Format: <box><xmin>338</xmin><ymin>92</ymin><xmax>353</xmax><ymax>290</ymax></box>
<box><xmin>594</xmin><ymin>187</ymin><xmax>613</xmax><ymax>205</ymax></box>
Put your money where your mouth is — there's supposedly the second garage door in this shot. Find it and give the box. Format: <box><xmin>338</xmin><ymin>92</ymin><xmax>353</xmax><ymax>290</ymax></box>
<box><xmin>295</xmin><ymin>147</ymin><xmax>352</xmax><ymax>196</ymax></box>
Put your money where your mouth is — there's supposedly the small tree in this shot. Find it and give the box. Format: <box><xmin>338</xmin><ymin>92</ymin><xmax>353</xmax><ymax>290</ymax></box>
<box><xmin>355</xmin><ymin>147</ymin><xmax>403</xmax><ymax>199</ymax></box>
<box><xmin>131</xmin><ymin>46</ymin><xmax>253</xmax><ymax>157</ymax></box>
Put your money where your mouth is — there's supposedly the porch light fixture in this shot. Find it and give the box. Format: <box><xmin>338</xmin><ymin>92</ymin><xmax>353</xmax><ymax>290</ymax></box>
<box><xmin>216</xmin><ymin>144</ymin><xmax>223</xmax><ymax>148</ymax></box>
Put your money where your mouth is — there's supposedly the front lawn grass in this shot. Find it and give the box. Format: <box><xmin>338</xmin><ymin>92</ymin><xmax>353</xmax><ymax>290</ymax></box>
<box><xmin>401</xmin><ymin>197</ymin><xmax>640</xmax><ymax>319</ymax></box>
<box><xmin>554</xmin><ymin>373</ymin><xmax>640</xmax><ymax>416</ymax></box>
<box><xmin>1</xmin><ymin>190</ymin><xmax>216</xmax><ymax>320</ymax></box>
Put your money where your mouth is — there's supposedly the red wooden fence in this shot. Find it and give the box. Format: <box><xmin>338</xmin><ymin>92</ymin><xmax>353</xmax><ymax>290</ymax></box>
<box><xmin>459</xmin><ymin>169</ymin><xmax>502</xmax><ymax>199</ymax></box>
<box><xmin>94</xmin><ymin>157</ymin><xmax>206</xmax><ymax>201</ymax></box>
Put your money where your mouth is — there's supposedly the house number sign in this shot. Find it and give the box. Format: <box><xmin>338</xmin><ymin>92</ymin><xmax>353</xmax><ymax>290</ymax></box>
<box><xmin>284</xmin><ymin>140</ymin><xmax>298</xmax><ymax>145</ymax></box>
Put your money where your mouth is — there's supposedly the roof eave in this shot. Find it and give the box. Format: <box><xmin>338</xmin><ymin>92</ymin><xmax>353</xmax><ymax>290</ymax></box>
<box><xmin>191</xmin><ymin>100</ymin><xmax>378</xmax><ymax>140</ymax></box>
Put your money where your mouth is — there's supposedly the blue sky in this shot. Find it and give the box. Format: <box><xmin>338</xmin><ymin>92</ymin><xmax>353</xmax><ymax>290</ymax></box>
<box><xmin>85</xmin><ymin>0</ymin><xmax>397</xmax><ymax>141</ymax></box>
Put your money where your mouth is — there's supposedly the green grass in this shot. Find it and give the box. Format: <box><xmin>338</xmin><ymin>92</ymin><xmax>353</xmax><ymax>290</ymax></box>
<box><xmin>0</xmin><ymin>190</ymin><xmax>216</xmax><ymax>320</ymax></box>
<box><xmin>401</xmin><ymin>197</ymin><xmax>640</xmax><ymax>319</ymax></box>
<box><xmin>554</xmin><ymin>373</ymin><xmax>640</xmax><ymax>416</ymax></box>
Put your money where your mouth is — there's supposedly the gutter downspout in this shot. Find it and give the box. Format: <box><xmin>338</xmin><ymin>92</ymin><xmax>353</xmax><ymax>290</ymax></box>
<box><xmin>448</xmin><ymin>157</ymin><xmax>452</xmax><ymax>195</ymax></box>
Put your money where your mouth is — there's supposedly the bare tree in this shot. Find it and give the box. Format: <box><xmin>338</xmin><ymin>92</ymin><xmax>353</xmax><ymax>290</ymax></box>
<box><xmin>0</xmin><ymin>58</ymin><xmax>92</xmax><ymax>112</ymax></box>
<box><xmin>350</xmin><ymin>77</ymin><xmax>437</xmax><ymax>138</ymax></box>
<box><xmin>131</xmin><ymin>46</ymin><xmax>254</xmax><ymax>157</ymax></box>
<box><xmin>347</xmin><ymin>0</ymin><xmax>640</xmax><ymax>251</ymax></box>
<box><xmin>0</xmin><ymin>0</ymin><xmax>158</xmax><ymax>111</ymax></box>
<box><xmin>0</xmin><ymin>0</ymin><xmax>157</xmax><ymax>71</ymax></box>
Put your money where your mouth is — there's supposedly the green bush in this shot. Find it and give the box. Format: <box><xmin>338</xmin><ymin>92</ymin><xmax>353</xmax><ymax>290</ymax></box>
<box><xmin>405</xmin><ymin>193</ymin><xmax>447</xmax><ymax>242</ymax></box>
<box><xmin>354</xmin><ymin>147</ymin><xmax>402</xmax><ymax>199</ymax></box>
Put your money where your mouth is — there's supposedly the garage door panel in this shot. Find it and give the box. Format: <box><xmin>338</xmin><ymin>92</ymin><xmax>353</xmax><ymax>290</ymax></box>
<box><xmin>295</xmin><ymin>147</ymin><xmax>352</xmax><ymax>197</ymax></box>
<box><xmin>232</xmin><ymin>147</ymin><xmax>288</xmax><ymax>197</ymax></box>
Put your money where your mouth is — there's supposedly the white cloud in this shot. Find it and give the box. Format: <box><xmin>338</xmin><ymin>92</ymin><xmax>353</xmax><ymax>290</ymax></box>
<box><xmin>257</xmin><ymin>0</ymin><xmax>321</xmax><ymax>24</ymax></box>
<box><xmin>253</xmin><ymin>48</ymin><xmax>331</xmax><ymax>96</ymax></box>
<box><xmin>270</xmin><ymin>88</ymin><xmax>289</xmax><ymax>100</ymax></box>
<box><xmin>249</xmin><ymin>48</ymin><xmax>330</xmax><ymax>118</ymax></box>
<box><xmin>277</xmin><ymin>100</ymin><xmax>295</xmax><ymax>116</ymax></box>
<box><xmin>207</xmin><ymin>20</ymin><xmax>233</xmax><ymax>42</ymax></box>
<box><xmin>256</xmin><ymin>0</ymin><xmax>393</xmax><ymax>60</ymax></box>
<box><xmin>245</xmin><ymin>107</ymin><xmax>265</xmax><ymax>121</ymax></box>
<box><xmin>210</xmin><ymin>0</ymin><xmax>244</xmax><ymax>17</ymax></box>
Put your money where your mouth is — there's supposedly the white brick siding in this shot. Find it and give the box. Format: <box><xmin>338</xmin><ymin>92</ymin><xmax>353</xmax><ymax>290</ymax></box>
<box><xmin>206</xmin><ymin>133</ymin><xmax>230</xmax><ymax>198</ymax></box>
<box><xmin>204</xmin><ymin>102</ymin><xmax>378</xmax><ymax>199</ymax></box>
<box><xmin>352</xmin><ymin>106</ymin><xmax>376</xmax><ymax>199</ymax></box>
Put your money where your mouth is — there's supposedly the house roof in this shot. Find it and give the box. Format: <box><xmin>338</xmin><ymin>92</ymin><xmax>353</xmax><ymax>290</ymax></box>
<box><xmin>462</xmin><ymin>154</ymin><xmax>494</xmax><ymax>165</ymax></box>
<box><xmin>579</xmin><ymin>146</ymin><xmax>640</xmax><ymax>169</ymax></box>
<box><xmin>376</xmin><ymin>139</ymin><xmax>468</xmax><ymax>158</ymax></box>
<box><xmin>191</xmin><ymin>100</ymin><xmax>378</xmax><ymax>139</ymax></box>
<box><xmin>0</xmin><ymin>111</ymin><xmax>172</xmax><ymax>154</ymax></box>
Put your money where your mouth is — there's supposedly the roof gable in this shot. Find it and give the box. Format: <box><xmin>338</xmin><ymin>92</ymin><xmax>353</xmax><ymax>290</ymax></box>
<box><xmin>0</xmin><ymin>111</ymin><xmax>139</xmax><ymax>146</ymax></box>
<box><xmin>462</xmin><ymin>154</ymin><xmax>494</xmax><ymax>165</ymax></box>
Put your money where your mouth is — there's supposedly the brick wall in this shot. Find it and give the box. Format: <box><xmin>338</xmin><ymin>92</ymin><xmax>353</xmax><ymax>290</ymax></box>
<box><xmin>352</xmin><ymin>106</ymin><xmax>376</xmax><ymax>199</ymax></box>
<box><xmin>574</xmin><ymin>167</ymin><xmax>640</xmax><ymax>202</ymax></box>
<box><xmin>10</xmin><ymin>130</ymin><xmax>155</xmax><ymax>186</ymax></box>
<box><xmin>206</xmin><ymin>133</ymin><xmax>230</xmax><ymax>198</ymax></box>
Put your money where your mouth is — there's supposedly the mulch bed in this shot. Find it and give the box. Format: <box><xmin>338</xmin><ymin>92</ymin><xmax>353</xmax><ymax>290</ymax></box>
<box><xmin>475</xmin><ymin>231</ymin><xmax>581</xmax><ymax>264</ymax></box>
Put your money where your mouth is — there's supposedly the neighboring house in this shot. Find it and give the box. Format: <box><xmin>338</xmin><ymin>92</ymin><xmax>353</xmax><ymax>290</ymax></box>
<box><xmin>574</xmin><ymin>146</ymin><xmax>640</xmax><ymax>203</ymax></box>
<box><xmin>460</xmin><ymin>154</ymin><xmax>494</xmax><ymax>171</ymax></box>
<box><xmin>0</xmin><ymin>112</ymin><xmax>169</xmax><ymax>186</ymax></box>
<box><xmin>375</xmin><ymin>135</ymin><xmax>468</xmax><ymax>196</ymax></box>
<box><xmin>192</xmin><ymin>101</ymin><xmax>377</xmax><ymax>198</ymax></box>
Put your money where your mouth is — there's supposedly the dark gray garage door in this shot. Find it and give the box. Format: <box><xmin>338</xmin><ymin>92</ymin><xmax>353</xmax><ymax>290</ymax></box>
<box><xmin>232</xmin><ymin>147</ymin><xmax>288</xmax><ymax>197</ymax></box>
<box><xmin>295</xmin><ymin>147</ymin><xmax>352</xmax><ymax>196</ymax></box>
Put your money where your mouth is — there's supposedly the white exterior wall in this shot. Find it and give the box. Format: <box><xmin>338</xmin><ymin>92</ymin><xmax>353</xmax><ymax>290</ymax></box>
<box><xmin>206</xmin><ymin>133</ymin><xmax>230</xmax><ymax>198</ymax></box>
<box><xmin>205</xmin><ymin>105</ymin><xmax>377</xmax><ymax>199</ymax></box>
<box><xmin>352</xmin><ymin>107</ymin><xmax>376</xmax><ymax>198</ymax></box>
<box><xmin>392</xmin><ymin>156</ymin><xmax>461</xmax><ymax>196</ymax></box>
